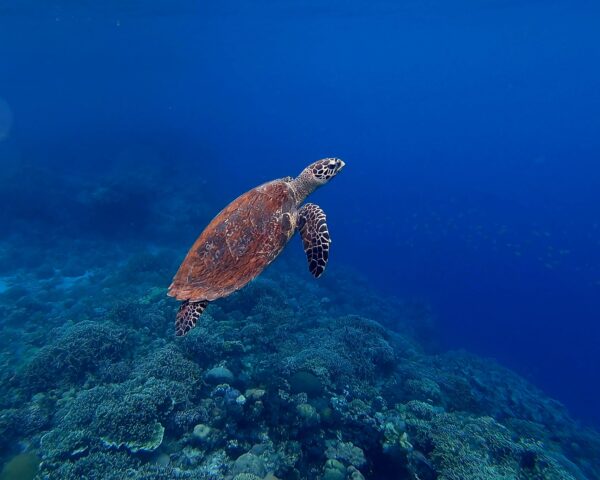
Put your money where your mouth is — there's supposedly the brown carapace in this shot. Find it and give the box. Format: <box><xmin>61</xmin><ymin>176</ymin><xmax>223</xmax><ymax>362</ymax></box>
<box><xmin>168</xmin><ymin>158</ymin><xmax>345</xmax><ymax>336</ymax></box>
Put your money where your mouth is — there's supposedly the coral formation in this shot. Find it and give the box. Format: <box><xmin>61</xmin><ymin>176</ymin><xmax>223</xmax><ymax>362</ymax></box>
<box><xmin>0</xmin><ymin>247</ymin><xmax>599</xmax><ymax>480</ymax></box>
<box><xmin>19</xmin><ymin>320</ymin><xmax>131</xmax><ymax>393</ymax></box>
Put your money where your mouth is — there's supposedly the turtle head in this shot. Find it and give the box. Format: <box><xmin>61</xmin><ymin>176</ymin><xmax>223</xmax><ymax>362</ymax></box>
<box><xmin>292</xmin><ymin>158</ymin><xmax>345</xmax><ymax>202</ymax></box>
<box><xmin>305</xmin><ymin>158</ymin><xmax>346</xmax><ymax>184</ymax></box>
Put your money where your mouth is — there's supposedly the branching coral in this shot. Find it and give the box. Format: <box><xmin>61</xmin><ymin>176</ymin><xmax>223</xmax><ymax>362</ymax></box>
<box><xmin>397</xmin><ymin>400</ymin><xmax>583</xmax><ymax>480</ymax></box>
<box><xmin>20</xmin><ymin>321</ymin><xmax>131</xmax><ymax>393</ymax></box>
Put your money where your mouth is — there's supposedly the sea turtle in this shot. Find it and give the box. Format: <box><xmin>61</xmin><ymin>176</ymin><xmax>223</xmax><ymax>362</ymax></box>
<box><xmin>167</xmin><ymin>158</ymin><xmax>346</xmax><ymax>336</ymax></box>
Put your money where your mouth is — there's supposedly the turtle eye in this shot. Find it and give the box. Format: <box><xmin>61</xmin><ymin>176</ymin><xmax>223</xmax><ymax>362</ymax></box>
<box><xmin>327</xmin><ymin>164</ymin><xmax>335</xmax><ymax>169</ymax></box>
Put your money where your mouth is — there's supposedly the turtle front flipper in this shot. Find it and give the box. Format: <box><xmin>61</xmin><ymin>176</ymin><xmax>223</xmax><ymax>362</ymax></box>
<box><xmin>298</xmin><ymin>203</ymin><xmax>331</xmax><ymax>278</ymax></box>
<box><xmin>175</xmin><ymin>300</ymin><xmax>209</xmax><ymax>336</ymax></box>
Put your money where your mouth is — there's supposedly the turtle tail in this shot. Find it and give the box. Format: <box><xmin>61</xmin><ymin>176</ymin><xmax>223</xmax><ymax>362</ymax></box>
<box><xmin>175</xmin><ymin>300</ymin><xmax>209</xmax><ymax>336</ymax></box>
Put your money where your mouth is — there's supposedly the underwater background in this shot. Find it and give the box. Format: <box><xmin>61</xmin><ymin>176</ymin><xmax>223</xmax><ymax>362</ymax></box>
<box><xmin>1</xmin><ymin>0</ymin><xmax>600</xmax><ymax>479</ymax></box>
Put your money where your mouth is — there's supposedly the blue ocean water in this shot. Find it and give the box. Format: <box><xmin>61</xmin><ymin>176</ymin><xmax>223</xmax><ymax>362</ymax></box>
<box><xmin>1</xmin><ymin>1</ymin><xmax>600</xmax><ymax>478</ymax></box>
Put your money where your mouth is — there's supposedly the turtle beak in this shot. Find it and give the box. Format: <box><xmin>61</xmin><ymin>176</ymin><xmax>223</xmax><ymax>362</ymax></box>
<box><xmin>337</xmin><ymin>159</ymin><xmax>346</xmax><ymax>171</ymax></box>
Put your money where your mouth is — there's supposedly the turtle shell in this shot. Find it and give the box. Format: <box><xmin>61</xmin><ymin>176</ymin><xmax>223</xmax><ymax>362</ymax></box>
<box><xmin>168</xmin><ymin>179</ymin><xmax>297</xmax><ymax>302</ymax></box>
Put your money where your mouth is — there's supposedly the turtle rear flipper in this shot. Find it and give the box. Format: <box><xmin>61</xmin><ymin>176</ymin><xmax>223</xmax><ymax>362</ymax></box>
<box><xmin>176</xmin><ymin>300</ymin><xmax>209</xmax><ymax>336</ymax></box>
<box><xmin>298</xmin><ymin>203</ymin><xmax>331</xmax><ymax>278</ymax></box>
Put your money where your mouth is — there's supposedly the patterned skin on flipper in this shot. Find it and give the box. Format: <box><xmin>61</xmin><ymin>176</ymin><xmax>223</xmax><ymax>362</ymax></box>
<box><xmin>298</xmin><ymin>203</ymin><xmax>330</xmax><ymax>278</ymax></box>
<box><xmin>175</xmin><ymin>300</ymin><xmax>209</xmax><ymax>336</ymax></box>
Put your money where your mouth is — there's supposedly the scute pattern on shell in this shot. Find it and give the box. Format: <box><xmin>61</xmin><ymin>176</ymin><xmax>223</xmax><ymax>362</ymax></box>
<box><xmin>168</xmin><ymin>180</ymin><xmax>296</xmax><ymax>302</ymax></box>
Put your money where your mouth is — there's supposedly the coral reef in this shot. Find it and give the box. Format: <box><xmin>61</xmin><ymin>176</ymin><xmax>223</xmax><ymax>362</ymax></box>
<box><xmin>0</xmin><ymin>245</ymin><xmax>599</xmax><ymax>480</ymax></box>
<box><xmin>19</xmin><ymin>321</ymin><xmax>131</xmax><ymax>393</ymax></box>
